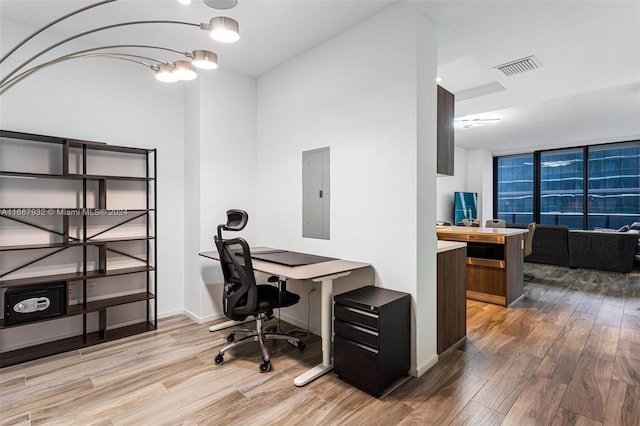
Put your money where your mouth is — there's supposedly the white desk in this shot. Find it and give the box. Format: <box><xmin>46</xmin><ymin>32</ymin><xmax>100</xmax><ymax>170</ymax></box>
<box><xmin>199</xmin><ymin>247</ymin><xmax>370</xmax><ymax>386</ymax></box>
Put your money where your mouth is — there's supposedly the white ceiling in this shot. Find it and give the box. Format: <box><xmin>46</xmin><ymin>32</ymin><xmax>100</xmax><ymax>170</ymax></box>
<box><xmin>1</xmin><ymin>0</ymin><xmax>639</xmax><ymax>154</ymax></box>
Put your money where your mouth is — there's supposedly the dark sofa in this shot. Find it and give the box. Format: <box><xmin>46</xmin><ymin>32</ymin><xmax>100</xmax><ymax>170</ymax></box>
<box><xmin>568</xmin><ymin>230</ymin><xmax>639</xmax><ymax>273</ymax></box>
<box><xmin>511</xmin><ymin>223</ymin><xmax>639</xmax><ymax>273</ymax></box>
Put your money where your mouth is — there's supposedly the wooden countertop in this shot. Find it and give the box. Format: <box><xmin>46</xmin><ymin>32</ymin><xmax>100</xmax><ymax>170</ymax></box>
<box><xmin>436</xmin><ymin>226</ymin><xmax>528</xmax><ymax>237</ymax></box>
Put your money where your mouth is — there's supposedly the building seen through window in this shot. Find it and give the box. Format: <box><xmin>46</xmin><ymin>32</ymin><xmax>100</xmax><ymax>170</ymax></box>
<box><xmin>588</xmin><ymin>141</ymin><xmax>640</xmax><ymax>229</ymax></box>
<box><xmin>540</xmin><ymin>148</ymin><xmax>583</xmax><ymax>229</ymax></box>
<box><xmin>495</xmin><ymin>141</ymin><xmax>640</xmax><ymax>230</ymax></box>
<box><xmin>496</xmin><ymin>154</ymin><xmax>533</xmax><ymax>225</ymax></box>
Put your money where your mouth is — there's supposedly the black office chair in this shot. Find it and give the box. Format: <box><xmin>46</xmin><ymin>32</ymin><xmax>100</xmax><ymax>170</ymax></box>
<box><xmin>213</xmin><ymin>209</ymin><xmax>304</xmax><ymax>372</ymax></box>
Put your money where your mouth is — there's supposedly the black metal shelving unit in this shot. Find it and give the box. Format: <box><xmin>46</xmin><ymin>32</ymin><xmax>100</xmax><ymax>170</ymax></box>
<box><xmin>0</xmin><ymin>130</ymin><xmax>157</xmax><ymax>367</ymax></box>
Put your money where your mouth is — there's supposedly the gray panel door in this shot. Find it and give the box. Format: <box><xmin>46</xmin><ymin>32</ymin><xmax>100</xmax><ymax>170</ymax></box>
<box><xmin>302</xmin><ymin>147</ymin><xmax>330</xmax><ymax>239</ymax></box>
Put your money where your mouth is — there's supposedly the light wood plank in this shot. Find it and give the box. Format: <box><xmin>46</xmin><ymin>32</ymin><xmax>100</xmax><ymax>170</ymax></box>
<box><xmin>388</xmin><ymin>349</ymin><xmax>473</xmax><ymax>409</ymax></box>
<box><xmin>398</xmin><ymin>372</ymin><xmax>486</xmax><ymax>425</ymax></box>
<box><xmin>463</xmin><ymin>352</ymin><xmax>508</xmax><ymax>380</ymax></box>
<box><xmin>449</xmin><ymin>401</ymin><xmax>505</xmax><ymax>425</ymax></box>
<box><xmin>552</xmin><ymin>408</ymin><xmax>603</xmax><ymax>426</ymax></box>
<box><xmin>603</xmin><ymin>380</ymin><xmax>639</xmax><ymax>426</ymax></box>
<box><xmin>575</xmin><ymin>294</ymin><xmax>605</xmax><ymax>317</ymax></box>
<box><xmin>536</xmin><ymin>314</ymin><xmax>595</xmax><ymax>384</ymax></box>
<box><xmin>595</xmin><ymin>302</ymin><xmax>624</xmax><ymax>328</ymax></box>
<box><xmin>617</xmin><ymin>336</ymin><xmax>640</xmax><ymax>361</ymax></box>
<box><xmin>0</xmin><ymin>413</ymin><xmax>31</xmax><ymax>426</ymax></box>
<box><xmin>619</xmin><ymin>325</ymin><xmax>640</xmax><ymax>344</ymax></box>
<box><xmin>560</xmin><ymin>356</ymin><xmax>614</xmax><ymax>422</ymax></box>
<box><xmin>472</xmin><ymin>351</ymin><xmax>542</xmax><ymax>414</ymax></box>
<box><xmin>502</xmin><ymin>375</ymin><xmax>567</xmax><ymax>425</ymax></box>
<box><xmin>612</xmin><ymin>354</ymin><xmax>640</xmax><ymax>386</ymax></box>
<box><xmin>623</xmin><ymin>295</ymin><xmax>640</xmax><ymax>317</ymax></box>
<box><xmin>582</xmin><ymin>325</ymin><xmax>620</xmax><ymax>362</ymax></box>
<box><xmin>517</xmin><ymin>321</ymin><xmax>564</xmax><ymax>358</ymax></box>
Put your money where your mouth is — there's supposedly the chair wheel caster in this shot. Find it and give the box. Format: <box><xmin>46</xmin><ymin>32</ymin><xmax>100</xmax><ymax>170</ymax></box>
<box><xmin>297</xmin><ymin>342</ymin><xmax>305</xmax><ymax>352</ymax></box>
<box><xmin>227</xmin><ymin>334</ymin><xmax>235</xmax><ymax>343</ymax></box>
<box><xmin>215</xmin><ymin>354</ymin><xmax>224</xmax><ymax>365</ymax></box>
<box><xmin>260</xmin><ymin>361</ymin><xmax>271</xmax><ymax>373</ymax></box>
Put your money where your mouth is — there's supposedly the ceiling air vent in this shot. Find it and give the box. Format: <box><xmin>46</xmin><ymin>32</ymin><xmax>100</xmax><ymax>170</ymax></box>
<box><xmin>494</xmin><ymin>55</ymin><xmax>542</xmax><ymax>76</ymax></box>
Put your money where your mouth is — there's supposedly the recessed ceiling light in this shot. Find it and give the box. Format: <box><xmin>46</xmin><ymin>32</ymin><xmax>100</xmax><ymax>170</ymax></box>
<box><xmin>435</xmin><ymin>77</ymin><xmax>442</xmax><ymax>83</ymax></box>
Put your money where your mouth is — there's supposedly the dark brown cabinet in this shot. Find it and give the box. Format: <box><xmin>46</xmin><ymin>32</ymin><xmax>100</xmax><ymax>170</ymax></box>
<box><xmin>437</xmin><ymin>228</ymin><xmax>526</xmax><ymax>307</ymax></box>
<box><xmin>0</xmin><ymin>130</ymin><xmax>157</xmax><ymax>367</ymax></box>
<box><xmin>334</xmin><ymin>286</ymin><xmax>410</xmax><ymax>397</ymax></box>
<box><xmin>437</xmin><ymin>246</ymin><xmax>467</xmax><ymax>354</ymax></box>
<box><xmin>437</xmin><ymin>85</ymin><xmax>455</xmax><ymax>176</ymax></box>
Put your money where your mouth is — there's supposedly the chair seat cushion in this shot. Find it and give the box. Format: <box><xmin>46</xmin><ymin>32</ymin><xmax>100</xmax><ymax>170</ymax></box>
<box><xmin>255</xmin><ymin>285</ymin><xmax>300</xmax><ymax>310</ymax></box>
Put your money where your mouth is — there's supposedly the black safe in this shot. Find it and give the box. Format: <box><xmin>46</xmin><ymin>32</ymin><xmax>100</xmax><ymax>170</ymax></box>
<box><xmin>334</xmin><ymin>286</ymin><xmax>411</xmax><ymax>397</ymax></box>
<box><xmin>4</xmin><ymin>282</ymin><xmax>66</xmax><ymax>325</ymax></box>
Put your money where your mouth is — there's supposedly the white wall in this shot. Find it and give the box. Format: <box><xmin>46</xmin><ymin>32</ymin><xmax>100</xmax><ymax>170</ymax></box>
<box><xmin>415</xmin><ymin>10</ymin><xmax>439</xmax><ymax>376</ymax></box>
<box><xmin>436</xmin><ymin>146</ymin><xmax>468</xmax><ymax>223</ymax></box>
<box><xmin>466</xmin><ymin>148</ymin><xmax>494</xmax><ymax>223</ymax></box>
<box><xmin>255</xmin><ymin>3</ymin><xmax>438</xmax><ymax>374</ymax></box>
<box><xmin>1</xmin><ymin>18</ymin><xmax>185</xmax><ymax>348</ymax></box>
<box><xmin>182</xmin><ymin>67</ymin><xmax>257</xmax><ymax>322</ymax></box>
<box><xmin>183</xmin><ymin>75</ymin><xmax>202</xmax><ymax>319</ymax></box>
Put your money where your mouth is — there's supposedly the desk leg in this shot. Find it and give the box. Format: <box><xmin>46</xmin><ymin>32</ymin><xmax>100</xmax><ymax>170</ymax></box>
<box><xmin>294</xmin><ymin>278</ymin><xmax>334</xmax><ymax>386</ymax></box>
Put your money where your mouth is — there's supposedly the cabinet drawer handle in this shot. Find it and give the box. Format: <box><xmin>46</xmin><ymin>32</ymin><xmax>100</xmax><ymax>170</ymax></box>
<box><xmin>342</xmin><ymin>322</ymin><xmax>379</xmax><ymax>336</ymax></box>
<box><xmin>343</xmin><ymin>306</ymin><xmax>378</xmax><ymax>318</ymax></box>
<box><xmin>342</xmin><ymin>337</ymin><xmax>378</xmax><ymax>354</ymax></box>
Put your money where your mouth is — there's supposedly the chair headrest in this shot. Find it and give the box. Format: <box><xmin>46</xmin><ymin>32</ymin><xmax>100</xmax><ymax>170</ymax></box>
<box><xmin>224</xmin><ymin>209</ymin><xmax>248</xmax><ymax>231</ymax></box>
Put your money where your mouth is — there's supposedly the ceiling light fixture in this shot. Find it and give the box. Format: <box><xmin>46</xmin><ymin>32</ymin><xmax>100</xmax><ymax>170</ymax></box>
<box><xmin>188</xmin><ymin>49</ymin><xmax>218</xmax><ymax>69</ymax></box>
<box><xmin>0</xmin><ymin>45</ymin><xmax>220</xmax><ymax>94</ymax></box>
<box><xmin>203</xmin><ymin>0</ymin><xmax>238</xmax><ymax>9</ymax></box>
<box><xmin>171</xmin><ymin>60</ymin><xmax>198</xmax><ymax>81</ymax></box>
<box><xmin>155</xmin><ymin>63</ymin><xmax>179</xmax><ymax>82</ymax></box>
<box><xmin>454</xmin><ymin>117</ymin><xmax>500</xmax><ymax>129</ymax></box>
<box><xmin>0</xmin><ymin>0</ymin><xmax>241</xmax><ymax>94</ymax></box>
<box><xmin>207</xmin><ymin>17</ymin><xmax>240</xmax><ymax>43</ymax></box>
<box><xmin>177</xmin><ymin>0</ymin><xmax>191</xmax><ymax>4</ymax></box>
<box><xmin>435</xmin><ymin>77</ymin><xmax>442</xmax><ymax>83</ymax></box>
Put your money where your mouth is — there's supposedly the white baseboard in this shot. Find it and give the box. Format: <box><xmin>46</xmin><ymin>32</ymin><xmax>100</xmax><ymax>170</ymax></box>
<box><xmin>158</xmin><ymin>309</ymin><xmax>184</xmax><ymax>319</ymax></box>
<box><xmin>412</xmin><ymin>354</ymin><xmax>439</xmax><ymax>377</ymax></box>
<box><xmin>277</xmin><ymin>312</ymin><xmax>320</xmax><ymax>337</ymax></box>
<box><xmin>182</xmin><ymin>308</ymin><xmax>225</xmax><ymax>324</ymax></box>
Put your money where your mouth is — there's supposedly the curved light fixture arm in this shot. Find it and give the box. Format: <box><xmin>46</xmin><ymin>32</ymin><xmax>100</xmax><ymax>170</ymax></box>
<box><xmin>57</xmin><ymin>44</ymin><xmax>186</xmax><ymax>56</ymax></box>
<box><xmin>0</xmin><ymin>20</ymin><xmax>200</xmax><ymax>86</ymax></box>
<box><xmin>0</xmin><ymin>0</ymin><xmax>119</xmax><ymax>64</ymax></box>
<box><xmin>0</xmin><ymin>44</ymin><xmax>187</xmax><ymax>91</ymax></box>
<box><xmin>0</xmin><ymin>53</ymin><xmax>161</xmax><ymax>96</ymax></box>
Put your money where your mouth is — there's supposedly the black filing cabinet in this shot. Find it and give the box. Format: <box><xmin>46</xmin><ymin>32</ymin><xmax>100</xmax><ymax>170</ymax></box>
<box><xmin>334</xmin><ymin>286</ymin><xmax>410</xmax><ymax>397</ymax></box>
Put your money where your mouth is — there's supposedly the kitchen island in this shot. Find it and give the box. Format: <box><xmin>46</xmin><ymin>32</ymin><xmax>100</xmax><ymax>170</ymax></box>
<box><xmin>437</xmin><ymin>226</ymin><xmax>528</xmax><ymax>307</ymax></box>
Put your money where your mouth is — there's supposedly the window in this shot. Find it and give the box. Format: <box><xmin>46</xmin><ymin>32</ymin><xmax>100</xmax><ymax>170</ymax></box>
<box><xmin>495</xmin><ymin>154</ymin><xmax>534</xmax><ymax>224</ymax></box>
<box><xmin>494</xmin><ymin>140</ymin><xmax>640</xmax><ymax>230</ymax></box>
<box><xmin>540</xmin><ymin>148</ymin><xmax>583</xmax><ymax>229</ymax></box>
<box><xmin>588</xmin><ymin>142</ymin><xmax>640</xmax><ymax>229</ymax></box>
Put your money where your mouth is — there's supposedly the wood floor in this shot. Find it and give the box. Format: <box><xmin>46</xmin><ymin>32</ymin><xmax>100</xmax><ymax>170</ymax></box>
<box><xmin>1</xmin><ymin>263</ymin><xmax>639</xmax><ymax>425</ymax></box>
